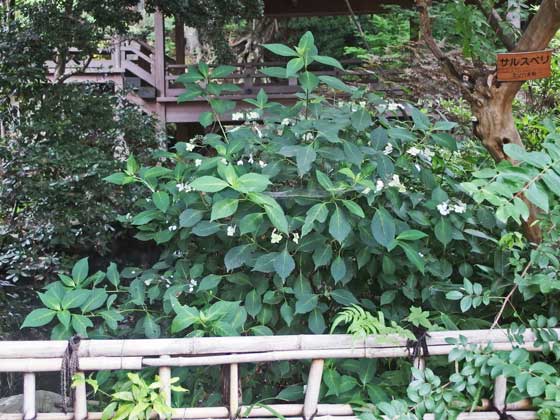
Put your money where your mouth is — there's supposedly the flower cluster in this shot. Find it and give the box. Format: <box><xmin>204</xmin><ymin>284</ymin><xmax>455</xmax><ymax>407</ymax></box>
<box><xmin>437</xmin><ymin>200</ymin><xmax>467</xmax><ymax>216</ymax></box>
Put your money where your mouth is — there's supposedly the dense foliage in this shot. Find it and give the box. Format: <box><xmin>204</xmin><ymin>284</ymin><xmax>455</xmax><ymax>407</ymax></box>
<box><xmin>20</xmin><ymin>31</ymin><xmax>560</xmax><ymax>419</ymax></box>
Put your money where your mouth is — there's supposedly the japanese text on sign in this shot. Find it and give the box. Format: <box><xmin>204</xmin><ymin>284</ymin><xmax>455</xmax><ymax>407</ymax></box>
<box><xmin>496</xmin><ymin>50</ymin><xmax>553</xmax><ymax>82</ymax></box>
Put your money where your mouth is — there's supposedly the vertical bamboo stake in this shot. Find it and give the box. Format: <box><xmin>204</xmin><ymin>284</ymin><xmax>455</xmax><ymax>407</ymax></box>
<box><xmin>303</xmin><ymin>359</ymin><xmax>324</xmax><ymax>420</ymax></box>
<box><xmin>22</xmin><ymin>373</ymin><xmax>36</xmax><ymax>420</ymax></box>
<box><xmin>73</xmin><ymin>372</ymin><xmax>87</xmax><ymax>420</ymax></box>
<box><xmin>493</xmin><ymin>375</ymin><xmax>507</xmax><ymax>412</ymax></box>
<box><xmin>159</xmin><ymin>355</ymin><xmax>172</xmax><ymax>407</ymax></box>
<box><xmin>229</xmin><ymin>364</ymin><xmax>239</xmax><ymax>419</ymax></box>
<box><xmin>413</xmin><ymin>357</ymin><xmax>426</xmax><ymax>371</ymax></box>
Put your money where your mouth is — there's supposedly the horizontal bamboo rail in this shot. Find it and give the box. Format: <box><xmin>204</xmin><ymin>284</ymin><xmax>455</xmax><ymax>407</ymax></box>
<box><xmin>0</xmin><ymin>329</ymin><xmax>552</xmax><ymax>420</ymax></box>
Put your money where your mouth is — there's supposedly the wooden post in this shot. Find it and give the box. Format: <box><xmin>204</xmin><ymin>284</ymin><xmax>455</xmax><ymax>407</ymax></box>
<box><xmin>303</xmin><ymin>359</ymin><xmax>324</xmax><ymax>420</ymax></box>
<box><xmin>174</xmin><ymin>17</ymin><xmax>185</xmax><ymax>68</ymax></box>
<box><xmin>229</xmin><ymin>364</ymin><xmax>239</xmax><ymax>419</ymax></box>
<box><xmin>112</xmin><ymin>36</ymin><xmax>122</xmax><ymax>71</ymax></box>
<box><xmin>159</xmin><ymin>355</ymin><xmax>172</xmax><ymax>407</ymax></box>
<box><xmin>73</xmin><ymin>372</ymin><xmax>87</xmax><ymax>420</ymax></box>
<box><xmin>493</xmin><ymin>375</ymin><xmax>507</xmax><ymax>412</ymax></box>
<box><xmin>22</xmin><ymin>373</ymin><xmax>35</xmax><ymax>420</ymax></box>
<box><xmin>153</xmin><ymin>8</ymin><xmax>167</xmax><ymax>147</ymax></box>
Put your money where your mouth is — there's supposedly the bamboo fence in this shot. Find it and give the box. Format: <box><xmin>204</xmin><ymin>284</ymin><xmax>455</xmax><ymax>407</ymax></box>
<box><xmin>1</xmin><ymin>329</ymin><xmax>555</xmax><ymax>420</ymax></box>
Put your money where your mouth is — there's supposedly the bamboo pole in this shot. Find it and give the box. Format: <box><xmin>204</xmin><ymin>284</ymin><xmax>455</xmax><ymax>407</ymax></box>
<box><xmin>0</xmin><ymin>340</ymin><xmax>548</xmax><ymax>373</ymax></box>
<box><xmin>493</xmin><ymin>375</ymin><xmax>507</xmax><ymax>412</ymax></box>
<box><xmin>73</xmin><ymin>372</ymin><xmax>87</xmax><ymax>420</ymax></box>
<box><xmin>0</xmin><ymin>404</ymin><xmax>356</xmax><ymax>420</ymax></box>
<box><xmin>423</xmin><ymin>412</ymin><xmax>537</xmax><ymax>420</ymax></box>
<box><xmin>303</xmin><ymin>360</ymin><xmax>324</xmax><ymax>420</ymax></box>
<box><xmin>229</xmin><ymin>363</ymin><xmax>239</xmax><ymax>419</ymax></box>
<box><xmin>22</xmin><ymin>373</ymin><xmax>36</xmax><ymax>420</ymax></box>
<box><xmin>1</xmin><ymin>329</ymin><xmax>551</xmax><ymax>359</ymax></box>
<box><xmin>159</xmin><ymin>356</ymin><xmax>171</xmax><ymax>407</ymax></box>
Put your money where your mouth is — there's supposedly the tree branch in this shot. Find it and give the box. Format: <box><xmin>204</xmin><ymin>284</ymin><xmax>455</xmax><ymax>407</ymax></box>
<box><xmin>474</xmin><ymin>0</ymin><xmax>516</xmax><ymax>51</ymax></box>
<box><xmin>55</xmin><ymin>54</ymin><xmax>93</xmax><ymax>84</ymax></box>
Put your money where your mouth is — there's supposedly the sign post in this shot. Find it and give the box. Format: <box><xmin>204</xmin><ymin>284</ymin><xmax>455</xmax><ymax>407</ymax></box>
<box><xmin>496</xmin><ymin>49</ymin><xmax>553</xmax><ymax>82</ymax></box>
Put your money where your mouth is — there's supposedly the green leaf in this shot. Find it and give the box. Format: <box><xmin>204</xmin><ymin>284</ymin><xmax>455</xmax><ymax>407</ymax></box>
<box><xmin>171</xmin><ymin>305</ymin><xmax>200</xmax><ymax>333</ymax></box>
<box><xmin>260</xmin><ymin>67</ymin><xmax>287</xmax><ymax>78</ymax></box>
<box><xmin>527</xmin><ymin>377</ymin><xmax>546</xmax><ymax>397</ymax></box>
<box><xmin>308</xmin><ymin>309</ymin><xmax>326</xmax><ymax>334</ymax></box>
<box><xmin>245</xmin><ymin>290</ymin><xmax>262</xmax><ymax>317</ymax></box>
<box><xmin>177</xmin><ymin>68</ymin><xmax>203</xmax><ymax>84</ymax></box>
<box><xmin>211</xmin><ymin>65</ymin><xmax>237</xmax><ymax>78</ymax></box>
<box><xmin>199</xmin><ymin>111</ymin><xmax>214</xmax><ymax>127</ymax></box>
<box><xmin>296</xmin><ymin>146</ymin><xmax>317</xmax><ymax>177</ymax></box>
<box><xmin>397</xmin><ymin>242</ymin><xmax>425</xmax><ymax>274</ymax></box>
<box><xmin>211</xmin><ymin>198</ymin><xmax>239</xmax><ymax>221</ymax></box>
<box><xmin>177</xmin><ymin>87</ymin><xmax>203</xmax><ymax>102</ymax></box>
<box><xmin>276</xmin><ymin>385</ymin><xmax>304</xmax><ymax>401</ymax></box>
<box><xmin>106</xmin><ymin>263</ymin><xmax>120</xmax><ymax>287</ymax></box>
<box><xmin>100</xmin><ymin>310</ymin><xmax>124</xmax><ymax>330</ymax></box>
<box><xmin>179</xmin><ymin>209</ymin><xmax>204</xmax><ymax>228</ymax></box>
<box><xmin>329</xmin><ymin>207</ymin><xmax>351</xmax><ymax>243</ymax></box>
<box><xmin>198</xmin><ymin>274</ymin><xmax>222</xmax><ymax>291</ymax></box>
<box><xmin>21</xmin><ymin>309</ymin><xmax>56</xmax><ymax>328</ymax></box>
<box><xmin>249</xmin><ymin>193</ymin><xmax>288</xmax><ymax>233</ymax></box>
<box><xmin>152</xmin><ymin>191</ymin><xmax>170</xmax><ymax>213</ymax></box>
<box><xmin>313</xmin><ymin>55</ymin><xmax>343</xmax><ymax>70</ymax></box>
<box><xmin>71</xmin><ymin>314</ymin><xmax>93</xmax><ymax>336</ymax></box>
<box><xmin>341</xmin><ymin>200</ymin><xmax>365</xmax><ymax>218</ymax></box>
<box><xmin>299</xmin><ymin>71</ymin><xmax>319</xmax><ymax>91</ymax></box>
<box><xmin>240</xmin><ymin>213</ymin><xmax>264</xmax><ymax>235</ymax></box>
<box><xmin>446</xmin><ymin>291</ymin><xmax>463</xmax><ymax>300</ymax></box>
<box><xmin>103</xmin><ymin>173</ymin><xmax>133</xmax><ymax>185</ymax></box>
<box><xmin>318</xmin><ymin>75</ymin><xmax>355</xmax><ymax>93</ymax></box>
<box><xmin>542</xmin><ymin>170</ymin><xmax>560</xmax><ymax>197</ymax></box>
<box><xmin>330</xmin><ymin>256</ymin><xmax>346</xmax><ymax>283</ymax></box>
<box><xmin>410</xmin><ymin>106</ymin><xmax>430</xmax><ymax>131</ymax></box>
<box><xmin>351</xmin><ymin>108</ymin><xmax>372</xmax><ymax>131</ymax></box>
<box><xmin>225</xmin><ymin>244</ymin><xmax>253</xmax><ymax>271</ymax></box>
<box><xmin>397</xmin><ymin>230</ymin><xmax>428</xmax><ymax>241</ymax></box>
<box><xmin>330</xmin><ymin>289</ymin><xmax>359</xmax><ymax>305</ymax></box>
<box><xmin>286</xmin><ymin>57</ymin><xmax>305</xmax><ymax>77</ymax></box>
<box><xmin>192</xmin><ymin>221</ymin><xmax>221</xmax><ymax>236</ymax></box>
<box><xmin>303</xmin><ymin>202</ymin><xmax>328</xmax><ymax>236</ymax></box>
<box><xmin>131</xmin><ymin>209</ymin><xmax>160</xmax><ymax>225</ymax></box>
<box><xmin>235</xmin><ymin>173</ymin><xmax>271</xmax><ymax>193</ymax></box>
<box><xmin>526</xmin><ymin>182</ymin><xmax>549</xmax><ymax>212</ymax></box>
<box><xmin>61</xmin><ymin>289</ymin><xmax>90</xmax><ymax>309</ymax></box>
<box><xmin>191</xmin><ymin>176</ymin><xmax>229</xmax><ymax>192</ymax></box>
<box><xmin>295</xmin><ymin>293</ymin><xmax>318</xmax><ymax>314</ymax></box>
<box><xmin>371</xmin><ymin>209</ymin><xmax>396</xmax><ymax>249</ymax></box>
<box><xmin>262</xmin><ymin>43</ymin><xmax>298</xmax><ymax>57</ymax></box>
<box><xmin>435</xmin><ymin>218</ymin><xmax>452</xmax><ymax>247</ymax></box>
<box><xmin>280</xmin><ymin>302</ymin><xmax>294</xmax><ymax>327</ymax></box>
<box><xmin>72</xmin><ymin>257</ymin><xmax>89</xmax><ymax>284</ymax></box>
<box><xmin>313</xmin><ymin>245</ymin><xmax>332</xmax><ymax>268</ymax></box>
<box><xmin>273</xmin><ymin>248</ymin><xmax>296</xmax><ymax>280</ymax></box>
<box><xmin>38</xmin><ymin>290</ymin><xmax>61</xmax><ymax>310</ymax></box>
<box><xmin>81</xmin><ymin>288</ymin><xmax>108</xmax><ymax>312</ymax></box>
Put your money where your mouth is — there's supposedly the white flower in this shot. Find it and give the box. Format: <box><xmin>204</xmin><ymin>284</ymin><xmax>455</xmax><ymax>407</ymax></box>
<box><xmin>437</xmin><ymin>201</ymin><xmax>451</xmax><ymax>216</ymax></box>
<box><xmin>168</xmin><ymin>225</ymin><xmax>178</xmax><ymax>231</ymax></box>
<box><xmin>388</xmin><ymin>174</ymin><xmax>406</xmax><ymax>193</ymax></box>
<box><xmin>221</xmin><ymin>158</ymin><xmax>228</xmax><ymax>165</ymax></box>
<box><xmin>375</xmin><ymin>179</ymin><xmax>384</xmax><ymax>192</ymax></box>
<box><xmin>186</xmin><ymin>143</ymin><xmax>196</xmax><ymax>152</ymax></box>
<box><xmin>419</xmin><ymin>252</ymin><xmax>424</xmax><ymax>258</ymax></box>
<box><xmin>258</xmin><ymin>160</ymin><xmax>267</xmax><ymax>168</ymax></box>
<box><xmin>359</xmin><ymin>101</ymin><xmax>367</xmax><ymax>107</ymax></box>
<box><xmin>237</xmin><ymin>159</ymin><xmax>244</xmax><ymax>166</ymax></box>
<box><xmin>362</xmin><ymin>187</ymin><xmax>371</xmax><ymax>195</ymax></box>
<box><xmin>254</xmin><ymin>124</ymin><xmax>263</xmax><ymax>138</ymax></box>
<box><xmin>292</xmin><ymin>232</ymin><xmax>300</xmax><ymax>244</ymax></box>
<box><xmin>247</xmin><ymin>111</ymin><xmax>259</xmax><ymax>121</ymax></box>
<box><xmin>421</xmin><ymin>148</ymin><xmax>435</xmax><ymax>161</ymax></box>
<box><xmin>387</xmin><ymin>103</ymin><xmax>399</xmax><ymax>111</ymax></box>
<box><xmin>176</xmin><ymin>183</ymin><xmax>192</xmax><ymax>193</ymax></box>
<box><xmin>270</xmin><ymin>229</ymin><xmax>282</xmax><ymax>244</ymax></box>
<box><xmin>383</xmin><ymin>143</ymin><xmax>393</xmax><ymax>155</ymax></box>
<box><xmin>407</xmin><ymin>146</ymin><xmax>421</xmax><ymax>156</ymax></box>
<box><xmin>232</xmin><ymin>112</ymin><xmax>244</xmax><ymax>121</ymax></box>
<box><xmin>194</xmin><ymin>159</ymin><xmax>202</xmax><ymax>167</ymax></box>
<box><xmin>227</xmin><ymin>225</ymin><xmax>236</xmax><ymax>237</ymax></box>
<box><xmin>302</xmin><ymin>132</ymin><xmax>314</xmax><ymax>141</ymax></box>
<box><xmin>453</xmin><ymin>201</ymin><xmax>467</xmax><ymax>214</ymax></box>
<box><xmin>248</xmin><ymin>154</ymin><xmax>254</xmax><ymax>164</ymax></box>
<box><xmin>281</xmin><ymin>118</ymin><xmax>294</xmax><ymax>126</ymax></box>
<box><xmin>415</xmin><ymin>164</ymin><xmax>421</xmax><ymax>171</ymax></box>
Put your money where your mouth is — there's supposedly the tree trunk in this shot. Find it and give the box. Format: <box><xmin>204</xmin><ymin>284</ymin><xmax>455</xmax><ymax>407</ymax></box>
<box><xmin>417</xmin><ymin>0</ymin><xmax>560</xmax><ymax>244</ymax></box>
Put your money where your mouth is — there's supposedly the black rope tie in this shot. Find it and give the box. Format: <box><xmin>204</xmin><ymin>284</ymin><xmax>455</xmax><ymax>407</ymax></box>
<box><xmin>492</xmin><ymin>405</ymin><xmax>516</xmax><ymax>420</ymax></box>
<box><xmin>406</xmin><ymin>326</ymin><xmax>430</xmax><ymax>361</ymax></box>
<box><xmin>60</xmin><ymin>335</ymin><xmax>81</xmax><ymax>413</ymax></box>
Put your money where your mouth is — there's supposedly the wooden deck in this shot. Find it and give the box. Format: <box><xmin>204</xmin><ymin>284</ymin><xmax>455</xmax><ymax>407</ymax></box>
<box><xmin>47</xmin><ymin>12</ymin><xmax>379</xmax><ymax>125</ymax></box>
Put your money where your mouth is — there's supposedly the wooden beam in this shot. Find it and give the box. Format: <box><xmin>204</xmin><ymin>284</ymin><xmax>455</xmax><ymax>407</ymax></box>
<box><xmin>174</xmin><ymin>17</ymin><xmax>185</xmax><ymax>68</ymax></box>
<box><xmin>22</xmin><ymin>373</ymin><xmax>36</xmax><ymax>420</ymax></box>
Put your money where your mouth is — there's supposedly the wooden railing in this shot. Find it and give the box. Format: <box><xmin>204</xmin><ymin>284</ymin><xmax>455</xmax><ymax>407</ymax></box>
<box><xmin>0</xmin><ymin>329</ymin><xmax>554</xmax><ymax>420</ymax></box>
